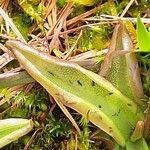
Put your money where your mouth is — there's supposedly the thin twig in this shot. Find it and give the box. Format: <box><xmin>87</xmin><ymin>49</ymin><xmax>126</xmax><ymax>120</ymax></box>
<box><xmin>100</xmin><ymin>15</ymin><xmax>150</xmax><ymax>23</ymax></box>
<box><xmin>66</xmin><ymin>5</ymin><xmax>102</xmax><ymax>26</ymax></box>
<box><xmin>84</xmin><ymin>15</ymin><xmax>150</xmax><ymax>23</ymax></box>
<box><xmin>70</xmin><ymin>49</ymin><xmax>108</xmax><ymax>61</ymax></box>
<box><xmin>120</xmin><ymin>0</ymin><xmax>135</xmax><ymax>17</ymax></box>
<box><xmin>64</xmin><ymin>30</ymin><xmax>82</xmax><ymax>60</ymax></box>
<box><xmin>49</xmin><ymin>3</ymin><xmax>73</xmax><ymax>52</ymax></box>
<box><xmin>0</xmin><ymin>43</ymin><xmax>15</xmax><ymax>58</ymax></box>
<box><xmin>46</xmin><ymin>2</ymin><xmax>73</xmax><ymax>37</ymax></box>
<box><xmin>23</xmin><ymin>129</ymin><xmax>42</xmax><ymax>150</ymax></box>
<box><xmin>54</xmin><ymin>98</ymin><xmax>81</xmax><ymax>134</ymax></box>
<box><xmin>0</xmin><ymin>0</ymin><xmax>10</xmax><ymax>23</ymax></box>
<box><xmin>43</xmin><ymin>0</ymin><xmax>56</xmax><ymax>20</ymax></box>
<box><xmin>75</xmin><ymin>133</ymin><xmax>78</xmax><ymax>150</ymax></box>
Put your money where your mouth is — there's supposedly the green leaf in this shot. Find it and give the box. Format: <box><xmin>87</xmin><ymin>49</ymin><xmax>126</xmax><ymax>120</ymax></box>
<box><xmin>126</xmin><ymin>138</ymin><xmax>149</xmax><ymax>150</ymax></box>
<box><xmin>6</xmin><ymin>40</ymin><xmax>144</xmax><ymax>146</ymax></box>
<box><xmin>100</xmin><ymin>23</ymin><xmax>144</xmax><ymax>103</ymax></box>
<box><xmin>0</xmin><ymin>118</ymin><xmax>33</xmax><ymax>148</ymax></box>
<box><xmin>100</xmin><ymin>22</ymin><xmax>148</xmax><ymax>149</ymax></box>
<box><xmin>137</xmin><ymin>16</ymin><xmax>150</xmax><ymax>52</ymax></box>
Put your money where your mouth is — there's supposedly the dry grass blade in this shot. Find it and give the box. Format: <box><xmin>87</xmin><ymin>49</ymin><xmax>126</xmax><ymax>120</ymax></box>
<box><xmin>0</xmin><ymin>53</ymin><xmax>13</xmax><ymax>69</ymax></box>
<box><xmin>0</xmin><ymin>43</ymin><xmax>14</xmax><ymax>56</ymax></box>
<box><xmin>0</xmin><ymin>102</ymin><xmax>16</xmax><ymax>117</ymax></box>
<box><xmin>54</xmin><ymin>98</ymin><xmax>80</xmax><ymax>134</ymax></box>
<box><xmin>0</xmin><ymin>70</ymin><xmax>34</xmax><ymax>88</ymax></box>
<box><xmin>70</xmin><ymin>49</ymin><xmax>108</xmax><ymax>61</ymax></box>
<box><xmin>23</xmin><ymin>129</ymin><xmax>42</xmax><ymax>150</ymax></box>
<box><xmin>48</xmin><ymin>3</ymin><xmax>73</xmax><ymax>52</ymax></box>
<box><xmin>64</xmin><ymin>30</ymin><xmax>82</xmax><ymax>59</ymax></box>
<box><xmin>43</xmin><ymin>0</ymin><xmax>56</xmax><ymax>20</ymax></box>
<box><xmin>120</xmin><ymin>0</ymin><xmax>135</xmax><ymax>17</ymax></box>
<box><xmin>100</xmin><ymin>15</ymin><xmax>150</xmax><ymax>23</ymax></box>
<box><xmin>0</xmin><ymin>0</ymin><xmax>10</xmax><ymax>23</ymax></box>
<box><xmin>66</xmin><ymin>5</ymin><xmax>102</xmax><ymax>27</ymax></box>
<box><xmin>46</xmin><ymin>2</ymin><xmax>73</xmax><ymax>37</ymax></box>
<box><xmin>0</xmin><ymin>7</ymin><xmax>26</xmax><ymax>42</ymax></box>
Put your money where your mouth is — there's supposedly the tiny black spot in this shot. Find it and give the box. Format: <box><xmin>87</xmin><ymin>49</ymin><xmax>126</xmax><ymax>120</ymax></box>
<box><xmin>86</xmin><ymin>110</ymin><xmax>90</xmax><ymax>116</ymax></box>
<box><xmin>109</xmin><ymin>127</ymin><xmax>113</xmax><ymax>133</ymax></box>
<box><xmin>77</xmin><ymin>80</ymin><xmax>82</xmax><ymax>86</ymax></box>
<box><xmin>127</xmin><ymin>103</ymin><xmax>132</xmax><ymax>106</ymax></box>
<box><xmin>112</xmin><ymin>113</ymin><xmax>116</xmax><ymax>117</ymax></box>
<box><xmin>69</xmin><ymin>80</ymin><xmax>73</xmax><ymax>84</ymax></box>
<box><xmin>130</xmin><ymin>126</ymin><xmax>135</xmax><ymax>134</ymax></box>
<box><xmin>98</xmin><ymin>105</ymin><xmax>102</xmax><ymax>108</ymax></box>
<box><xmin>112</xmin><ymin>109</ymin><xmax>121</xmax><ymax>117</ymax></box>
<box><xmin>48</xmin><ymin>71</ymin><xmax>54</xmax><ymax>76</ymax></box>
<box><xmin>108</xmin><ymin>92</ymin><xmax>113</xmax><ymax>95</ymax></box>
<box><xmin>91</xmin><ymin>81</ymin><xmax>96</xmax><ymax>86</ymax></box>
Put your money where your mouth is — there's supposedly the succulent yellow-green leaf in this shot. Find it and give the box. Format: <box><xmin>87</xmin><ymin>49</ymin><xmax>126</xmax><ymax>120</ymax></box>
<box><xmin>100</xmin><ymin>23</ymin><xmax>144</xmax><ymax>103</ymax></box>
<box><xmin>0</xmin><ymin>118</ymin><xmax>33</xmax><ymax>148</ymax></box>
<box><xmin>100</xmin><ymin>23</ymin><xmax>147</xmax><ymax>149</ymax></box>
<box><xmin>6</xmin><ymin>40</ymin><xmax>143</xmax><ymax>146</ymax></box>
